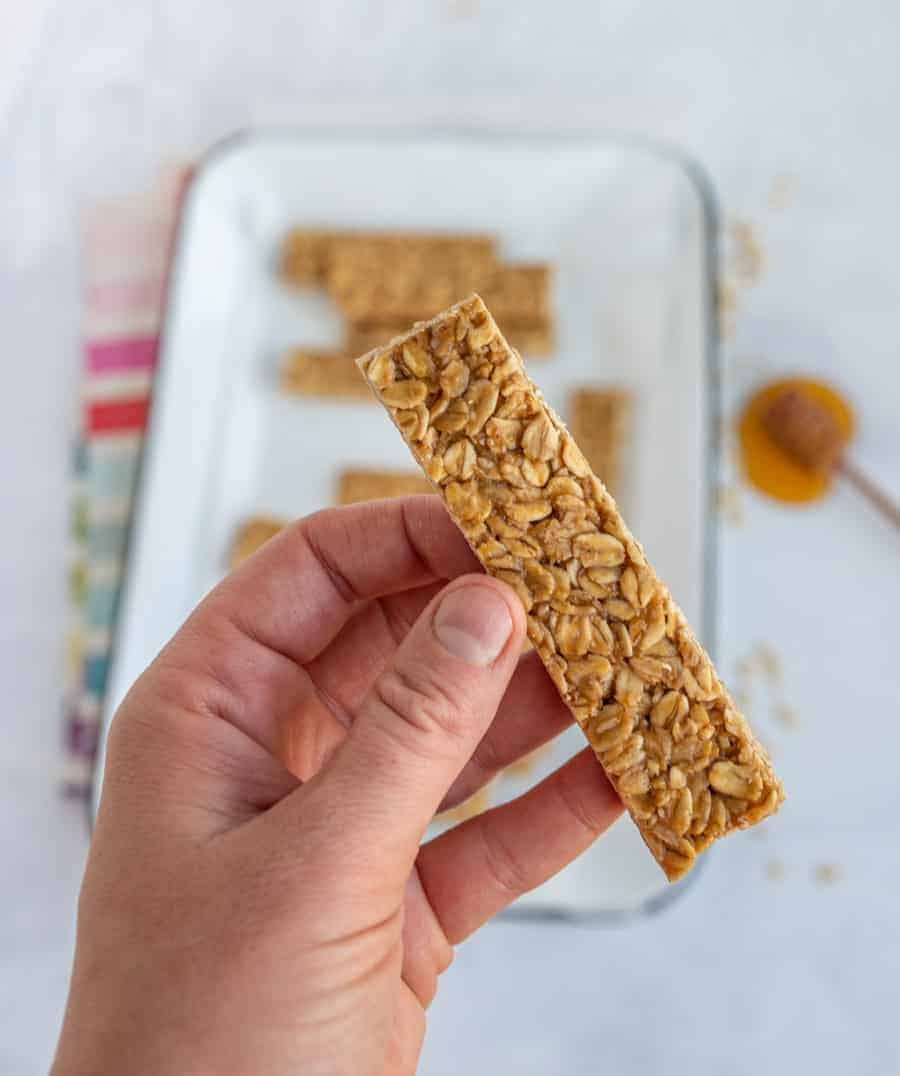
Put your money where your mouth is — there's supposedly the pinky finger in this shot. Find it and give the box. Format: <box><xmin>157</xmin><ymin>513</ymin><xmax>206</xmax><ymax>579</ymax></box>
<box><xmin>417</xmin><ymin>748</ymin><xmax>623</xmax><ymax>945</ymax></box>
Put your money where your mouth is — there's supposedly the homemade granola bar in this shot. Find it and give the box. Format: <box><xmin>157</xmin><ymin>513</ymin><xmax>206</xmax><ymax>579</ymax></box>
<box><xmin>569</xmin><ymin>387</ymin><xmax>631</xmax><ymax>495</ymax></box>
<box><xmin>281</xmin><ymin>229</ymin><xmax>496</xmax><ymax>290</ymax></box>
<box><xmin>331</xmin><ymin>262</ymin><xmax>487</xmax><ymax>324</ymax></box>
<box><xmin>348</xmin><ymin>319</ymin><xmax>553</xmax><ymax>358</ymax></box>
<box><xmin>280</xmin><ymin>348</ymin><xmax>374</xmax><ymax>398</ymax></box>
<box><xmin>340</xmin><ymin>263</ymin><xmax>553</xmax><ymax>341</ymax></box>
<box><xmin>229</xmin><ymin>516</ymin><xmax>285</xmax><ymax>568</ymax></box>
<box><xmin>490</xmin><ymin>321</ymin><xmax>553</xmax><ymax>357</ymax></box>
<box><xmin>332</xmin><ymin>257</ymin><xmax>551</xmax><ymax>326</ymax></box>
<box><xmin>480</xmin><ymin>263</ymin><xmax>551</xmax><ymax>323</ymax></box>
<box><xmin>279</xmin><ymin>229</ymin><xmax>343</xmax><ymax>285</ymax></box>
<box><xmin>357</xmin><ymin>295</ymin><xmax>783</xmax><ymax>880</ymax></box>
<box><xmin>337</xmin><ymin>468</ymin><xmax>432</xmax><ymax>505</ymax></box>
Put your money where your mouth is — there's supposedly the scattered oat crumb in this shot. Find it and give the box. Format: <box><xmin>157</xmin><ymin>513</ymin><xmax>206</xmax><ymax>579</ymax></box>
<box><xmin>717</xmin><ymin>211</ymin><xmax>768</xmax><ymax>337</ymax></box>
<box><xmin>735</xmin><ymin>656</ymin><xmax>756</xmax><ymax>681</ymax></box>
<box><xmin>814</xmin><ymin>862</ymin><xmax>844</xmax><ymax>886</ymax></box>
<box><xmin>775</xmin><ymin>703</ymin><xmax>800</xmax><ymax>729</ymax></box>
<box><xmin>716</xmin><ymin>275</ymin><xmax>740</xmax><ymax>337</ymax></box>
<box><xmin>715</xmin><ymin>482</ymin><xmax>745</xmax><ymax>526</ymax></box>
<box><xmin>757</xmin><ymin>643</ymin><xmax>782</xmax><ymax>686</ymax></box>
<box><xmin>730</xmin><ymin>219</ymin><xmax>766</xmax><ymax>286</ymax></box>
<box><xmin>767</xmin><ymin>173</ymin><xmax>795</xmax><ymax>211</ymax></box>
<box><xmin>733</xmin><ymin>643</ymin><xmax>798</xmax><ymax>736</ymax></box>
<box><xmin>765</xmin><ymin>859</ymin><xmax>785</xmax><ymax>881</ymax></box>
<box><xmin>717</xmin><ymin>275</ymin><xmax>739</xmax><ymax>314</ymax></box>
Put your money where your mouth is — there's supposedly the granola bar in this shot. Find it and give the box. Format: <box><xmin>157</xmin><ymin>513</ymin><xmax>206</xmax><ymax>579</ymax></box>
<box><xmin>282</xmin><ymin>323</ymin><xmax>550</xmax><ymax>403</ymax></box>
<box><xmin>569</xmin><ymin>387</ymin><xmax>631</xmax><ymax>495</ymax></box>
<box><xmin>229</xmin><ymin>516</ymin><xmax>285</xmax><ymax>569</ymax></box>
<box><xmin>357</xmin><ymin>295</ymin><xmax>783</xmax><ymax>881</ymax></box>
<box><xmin>280</xmin><ymin>229</ymin><xmax>496</xmax><ymax>290</ymax></box>
<box><xmin>332</xmin><ymin>257</ymin><xmax>551</xmax><ymax>327</ymax></box>
<box><xmin>280</xmin><ymin>348</ymin><xmax>374</xmax><ymax>398</ymax></box>
<box><xmin>337</xmin><ymin>468</ymin><xmax>432</xmax><ymax>505</ymax></box>
<box><xmin>331</xmin><ymin>260</ymin><xmax>487</xmax><ymax>324</ymax></box>
<box><xmin>348</xmin><ymin>319</ymin><xmax>553</xmax><ymax>358</ymax></box>
<box><xmin>496</xmin><ymin>321</ymin><xmax>553</xmax><ymax>357</ymax></box>
<box><xmin>480</xmin><ymin>264</ymin><xmax>551</xmax><ymax>323</ymax></box>
<box><xmin>279</xmin><ymin>229</ymin><xmax>344</xmax><ymax>286</ymax></box>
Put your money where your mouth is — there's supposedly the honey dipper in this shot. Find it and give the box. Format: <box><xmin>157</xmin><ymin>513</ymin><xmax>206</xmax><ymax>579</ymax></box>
<box><xmin>762</xmin><ymin>387</ymin><xmax>899</xmax><ymax>528</ymax></box>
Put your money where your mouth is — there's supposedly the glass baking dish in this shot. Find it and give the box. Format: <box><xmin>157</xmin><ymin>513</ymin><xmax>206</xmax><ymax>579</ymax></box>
<box><xmin>91</xmin><ymin>129</ymin><xmax>720</xmax><ymax>922</ymax></box>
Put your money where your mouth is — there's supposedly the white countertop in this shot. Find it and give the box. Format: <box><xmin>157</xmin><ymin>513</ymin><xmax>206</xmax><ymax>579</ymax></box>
<box><xmin>1</xmin><ymin>3</ymin><xmax>898</xmax><ymax>1074</ymax></box>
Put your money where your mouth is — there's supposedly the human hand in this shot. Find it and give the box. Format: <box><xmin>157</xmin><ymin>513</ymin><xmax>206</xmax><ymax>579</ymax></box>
<box><xmin>53</xmin><ymin>497</ymin><xmax>621</xmax><ymax>1076</ymax></box>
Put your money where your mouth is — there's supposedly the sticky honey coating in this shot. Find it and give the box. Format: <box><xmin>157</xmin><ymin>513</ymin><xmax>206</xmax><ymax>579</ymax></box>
<box><xmin>357</xmin><ymin>294</ymin><xmax>784</xmax><ymax>881</ymax></box>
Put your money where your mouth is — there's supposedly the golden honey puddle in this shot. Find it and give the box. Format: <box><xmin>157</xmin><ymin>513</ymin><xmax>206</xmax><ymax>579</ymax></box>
<box><xmin>737</xmin><ymin>377</ymin><xmax>854</xmax><ymax>503</ymax></box>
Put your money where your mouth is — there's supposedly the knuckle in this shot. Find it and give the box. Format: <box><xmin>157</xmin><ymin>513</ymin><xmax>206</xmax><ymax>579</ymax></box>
<box><xmin>479</xmin><ymin>816</ymin><xmax>534</xmax><ymax>899</ymax></box>
<box><xmin>468</xmin><ymin>727</ymin><xmax>504</xmax><ymax>781</ymax></box>
<box><xmin>374</xmin><ymin>665</ymin><xmax>475</xmax><ymax>750</ymax></box>
<box><xmin>554</xmin><ymin>768</ymin><xmax>610</xmax><ymax>836</ymax></box>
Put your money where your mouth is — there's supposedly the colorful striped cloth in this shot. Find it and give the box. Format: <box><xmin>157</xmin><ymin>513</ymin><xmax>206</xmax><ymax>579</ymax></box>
<box><xmin>63</xmin><ymin>168</ymin><xmax>186</xmax><ymax>795</ymax></box>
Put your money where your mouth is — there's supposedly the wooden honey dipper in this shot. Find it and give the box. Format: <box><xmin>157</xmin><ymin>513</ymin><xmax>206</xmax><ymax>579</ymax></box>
<box><xmin>762</xmin><ymin>387</ymin><xmax>899</xmax><ymax>528</ymax></box>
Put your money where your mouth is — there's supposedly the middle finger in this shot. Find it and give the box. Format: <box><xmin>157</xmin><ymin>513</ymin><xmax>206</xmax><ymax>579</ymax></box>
<box><xmin>416</xmin><ymin>747</ymin><xmax>623</xmax><ymax>944</ymax></box>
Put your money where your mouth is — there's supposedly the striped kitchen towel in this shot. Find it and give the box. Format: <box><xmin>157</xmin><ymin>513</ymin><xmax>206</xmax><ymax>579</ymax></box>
<box><xmin>63</xmin><ymin>167</ymin><xmax>187</xmax><ymax>795</ymax></box>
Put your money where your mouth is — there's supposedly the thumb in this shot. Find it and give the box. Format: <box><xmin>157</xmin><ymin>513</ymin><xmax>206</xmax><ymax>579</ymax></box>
<box><xmin>268</xmin><ymin>575</ymin><xmax>526</xmax><ymax>883</ymax></box>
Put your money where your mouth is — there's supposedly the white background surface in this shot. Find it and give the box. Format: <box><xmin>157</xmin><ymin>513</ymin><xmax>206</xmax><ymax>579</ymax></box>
<box><xmin>1</xmin><ymin>3</ymin><xmax>898</xmax><ymax>1075</ymax></box>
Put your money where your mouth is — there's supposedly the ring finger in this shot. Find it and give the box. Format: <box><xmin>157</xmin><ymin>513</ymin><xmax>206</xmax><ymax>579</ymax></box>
<box><xmin>416</xmin><ymin>747</ymin><xmax>623</xmax><ymax>944</ymax></box>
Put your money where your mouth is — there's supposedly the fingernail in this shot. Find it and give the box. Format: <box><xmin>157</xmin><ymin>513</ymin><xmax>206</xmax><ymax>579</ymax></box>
<box><xmin>433</xmin><ymin>585</ymin><xmax>513</xmax><ymax>667</ymax></box>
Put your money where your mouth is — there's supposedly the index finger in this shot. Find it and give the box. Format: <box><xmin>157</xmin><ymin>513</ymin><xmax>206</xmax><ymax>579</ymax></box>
<box><xmin>200</xmin><ymin>495</ymin><xmax>478</xmax><ymax>666</ymax></box>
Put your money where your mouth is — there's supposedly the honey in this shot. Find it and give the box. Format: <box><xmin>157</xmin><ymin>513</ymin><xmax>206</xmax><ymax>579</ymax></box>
<box><xmin>738</xmin><ymin>378</ymin><xmax>854</xmax><ymax>503</ymax></box>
